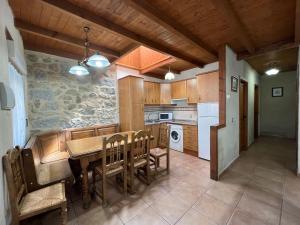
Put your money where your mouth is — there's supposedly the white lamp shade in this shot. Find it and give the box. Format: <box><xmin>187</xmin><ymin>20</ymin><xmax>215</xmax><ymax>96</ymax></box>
<box><xmin>265</xmin><ymin>68</ymin><xmax>279</xmax><ymax>76</ymax></box>
<box><xmin>165</xmin><ymin>71</ymin><xmax>175</xmax><ymax>80</ymax></box>
<box><xmin>69</xmin><ymin>65</ymin><xmax>89</xmax><ymax>76</ymax></box>
<box><xmin>86</xmin><ymin>53</ymin><xmax>110</xmax><ymax>68</ymax></box>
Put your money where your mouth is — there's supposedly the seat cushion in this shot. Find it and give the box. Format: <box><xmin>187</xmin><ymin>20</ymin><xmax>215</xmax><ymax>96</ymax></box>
<box><xmin>20</xmin><ymin>182</ymin><xmax>65</xmax><ymax>217</ymax></box>
<box><xmin>150</xmin><ymin>148</ymin><xmax>167</xmax><ymax>158</ymax></box>
<box><xmin>41</xmin><ymin>151</ymin><xmax>70</xmax><ymax>164</ymax></box>
<box><xmin>95</xmin><ymin>165</ymin><xmax>124</xmax><ymax>177</ymax></box>
<box><xmin>37</xmin><ymin>160</ymin><xmax>73</xmax><ymax>185</ymax></box>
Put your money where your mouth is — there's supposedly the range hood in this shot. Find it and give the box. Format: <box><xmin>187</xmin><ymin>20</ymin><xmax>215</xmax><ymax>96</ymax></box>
<box><xmin>171</xmin><ymin>98</ymin><xmax>188</xmax><ymax>106</ymax></box>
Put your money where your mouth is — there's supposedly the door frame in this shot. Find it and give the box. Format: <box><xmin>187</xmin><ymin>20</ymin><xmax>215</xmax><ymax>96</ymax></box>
<box><xmin>254</xmin><ymin>85</ymin><xmax>259</xmax><ymax>139</ymax></box>
<box><xmin>239</xmin><ymin>79</ymin><xmax>248</xmax><ymax>152</ymax></box>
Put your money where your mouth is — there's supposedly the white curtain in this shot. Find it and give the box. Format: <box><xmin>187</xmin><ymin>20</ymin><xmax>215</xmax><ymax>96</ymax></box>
<box><xmin>8</xmin><ymin>62</ymin><xmax>26</xmax><ymax>147</ymax></box>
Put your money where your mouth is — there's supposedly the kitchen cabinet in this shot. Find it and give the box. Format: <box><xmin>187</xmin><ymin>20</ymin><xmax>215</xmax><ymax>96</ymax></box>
<box><xmin>118</xmin><ymin>76</ymin><xmax>144</xmax><ymax>131</ymax></box>
<box><xmin>186</xmin><ymin>78</ymin><xmax>199</xmax><ymax>103</ymax></box>
<box><xmin>183</xmin><ymin>125</ymin><xmax>198</xmax><ymax>153</ymax></box>
<box><xmin>171</xmin><ymin>80</ymin><xmax>187</xmax><ymax>99</ymax></box>
<box><xmin>197</xmin><ymin>71</ymin><xmax>219</xmax><ymax>102</ymax></box>
<box><xmin>145</xmin><ymin>123</ymin><xmax>160</xmax><ymax>148</ymax></box>
<box><xmin>144</xmin><ymin>81</ymin><xmax>160</xmax><ymax>104</ymax></box>
<box><xmin>160</xmin><ymin>83</ymin><xmax>171</xmax><ymax>104</ymax></box>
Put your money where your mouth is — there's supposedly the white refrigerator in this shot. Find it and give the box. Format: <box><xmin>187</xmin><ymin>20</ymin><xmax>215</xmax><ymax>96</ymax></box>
<box><xmin>197</xmin><ymin>102</ymin><xmax>219</xmax><ymax>160</ymax></box>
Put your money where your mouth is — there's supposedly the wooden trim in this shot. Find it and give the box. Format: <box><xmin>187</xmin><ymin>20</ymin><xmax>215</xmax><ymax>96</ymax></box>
<box><xmin>15</xmin><ymin>19</ymin><xmax>120</xmax><ymax>58</ymax></box>
<box><xmin>239</xmin><ymin>79</ymin><xmax>248</xmax><ymax>152</ymax></box>
<box><xmin>141</xmin><ymin>57</ymin><xmax>176</xmax><ymax>74</ymax></box>
<box><xmin>295</xmin><ymin>0</ymin><xmax>300</xmax><ymax>43</ymax></box>
<box><xmin>238</xmin><ymin>39</ymin><xmax>298</xmax><ymax>60</ymax></box>
<box><xmin>210</xmin><ymin>0</ymin><xmax>255</xmax><ymax>53</ymax></box>
<box><xmin>41</xmin><ymin>0</ymin><xmax>205</xmax><ymax>67</ymax></box>
<box><xmin>24</xmin><ymin>43</ymin><xmax>82</xmax><ymax>60</ymax></box>
<box><xmin>124</xmin><ymin>0</ymin><xmax>217</xmax><ymax>60</ymax></box>
<box><xmin>195</xmin><ymin>70</ymin><xmax>219</xmax><ymax>76</ymax></box>
<box><xmin>183</xmin><ymin>149</ymin><xmax>198</xmax><ymax>157</ymax></box>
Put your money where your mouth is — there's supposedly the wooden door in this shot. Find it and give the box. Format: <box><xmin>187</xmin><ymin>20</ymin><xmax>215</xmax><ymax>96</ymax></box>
<box><xmin>186</xmin><ymin>78</ymin><xmax>198</xmax><ymax>103</ymax></box>
<box><xmin>197</xmin><ymin>71</ymin><xmax>219</xmax><ymax>102</ymax></box>
<box><xmin>239</xmin><ymin>80</ymin><xmax>248</xmax><ymax>151</ymax></box>
<box><xmin>160</xmin><ymin>83</ymin><xmax>171</xmax><ymax>104</ymax></box>
<box><xmin>171</xmin><ymin>80</ymin><xmax>187</xmax><ymax>99</ymax></box>
<box><xmin>254</xmin><ymin>85</ymin><xmax>259</xmax><ymax>139</ymax></box>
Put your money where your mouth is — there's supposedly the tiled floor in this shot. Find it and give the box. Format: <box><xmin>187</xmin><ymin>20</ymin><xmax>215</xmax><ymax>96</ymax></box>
<box><xmin>23</xmin><ymin>136</ymin><xmax>300</xmax><ymax>225</ymax></box>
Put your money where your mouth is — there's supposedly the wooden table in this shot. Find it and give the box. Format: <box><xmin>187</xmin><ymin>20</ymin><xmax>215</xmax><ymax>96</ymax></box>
<box><xmin>66</xmin><ymin>131</ymin><xmax>151</xmax><ymax>208</ymax></box>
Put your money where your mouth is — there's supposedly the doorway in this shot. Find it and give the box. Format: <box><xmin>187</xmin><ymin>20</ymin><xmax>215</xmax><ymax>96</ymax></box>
<box><xmin>239</xmin><ymin>79</ymin><xmax>248</xmax><ymax>151</ymax></box>
<box><xmin>254</xmin><ymin>85</ymin><xmax>259</xmax><ymax>139</ymax></box>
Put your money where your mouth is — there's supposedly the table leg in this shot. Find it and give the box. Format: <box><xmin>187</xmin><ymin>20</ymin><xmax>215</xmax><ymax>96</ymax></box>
<box><xmin>80</xmin><ymin>158</ymin><xmax>91</xmax><ymax>209</ymax></box>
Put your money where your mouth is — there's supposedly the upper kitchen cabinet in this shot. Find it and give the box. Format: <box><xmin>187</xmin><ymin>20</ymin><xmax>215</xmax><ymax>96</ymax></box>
<box><xmin>160</xmin><ymin>83</ymin><xmax>171</xmax><ymax>104</ymax></box>
<box><xmin>144</xmin><ymin>81</ymin><xmax>160</xmax><ymax>104</ymax></box>
<box><xmin>197</xmin><ymin>71</ymin><xmax>219</xmax><ymax>103</ymax></box>
<box><xmin>171</xmin><ymin>80</ymin><xmax>187</xmax><ymax>99</ymax></box>
<box><xmin>186</xmin><ymin>78</ymin><xmax>199</xmax><ymax>104</ymax></box>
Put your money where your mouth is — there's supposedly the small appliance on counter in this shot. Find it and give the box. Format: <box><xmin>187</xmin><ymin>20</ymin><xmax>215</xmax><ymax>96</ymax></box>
<box><xmin>197</xmin><ymin>102</ymin><xmax>219</xmax><ymax>160</ymax></box>
<box><xmin>159</xmin><ymin>112</ymin><xmax>173</xmax><ymax>121</ymax></box>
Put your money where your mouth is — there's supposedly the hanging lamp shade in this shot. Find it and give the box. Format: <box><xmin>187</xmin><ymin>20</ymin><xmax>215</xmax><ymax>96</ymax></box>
<box><xmin>86</xmin><ymin>52</ymin><xmax>110</xmax><ymax>68</ymax></box>
<box><xmin>69</xmin><ymin>64</ymin><xmax>89</xmax><ymax>76</ymax></box>
<box><xmin>165</xmin><ymin>71</ymin><xmax>175</xmax><ymax>80</ymax></box>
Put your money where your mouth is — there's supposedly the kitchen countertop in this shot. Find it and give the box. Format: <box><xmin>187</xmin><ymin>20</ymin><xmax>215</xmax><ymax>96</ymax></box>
<box><xmin>145</xmin><ymin>120</ymin><xmax>197</xmax><ymax>126</ymax></box>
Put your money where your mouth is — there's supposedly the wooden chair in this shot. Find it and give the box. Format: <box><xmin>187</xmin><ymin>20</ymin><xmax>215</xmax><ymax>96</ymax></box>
<box><xmin>93</xmin><ymin>134</ymin><xmax>128</xmax><ymax>206</ymax></box>
<box><xmin>150</xmin><ymin>126</ymin><xmax>170</xmax><ymax>175</ymax></box>
<box><xmin>129</xmin><ymin>130</ymin><xmax>151</xmax><ymax>192</ymax></box>
<box><xmin>3</xmin><ymin>147</ymin><xmax>67</xmax><ymax>225</ymax></box>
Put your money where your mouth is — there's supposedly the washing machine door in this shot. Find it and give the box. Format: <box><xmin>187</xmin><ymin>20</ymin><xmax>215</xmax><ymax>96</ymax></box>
<box><xmin>170</xmin><ymin>129</ymin><xmax>181</xmax><ymax>143</ymax></box>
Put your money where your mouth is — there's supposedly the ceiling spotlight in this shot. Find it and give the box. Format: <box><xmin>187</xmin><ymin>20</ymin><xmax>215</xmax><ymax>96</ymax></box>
<box><xmin>265</xmin><ymin>68</ymin><xmax>280</xmax><ymax>76</ymax></box>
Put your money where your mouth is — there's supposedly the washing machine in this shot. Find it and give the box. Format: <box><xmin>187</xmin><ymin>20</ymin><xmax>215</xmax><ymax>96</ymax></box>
<box><xmin>169</xmin><ymin>124</ymin><xmax>183</xmax><ymax>152</ymax></box>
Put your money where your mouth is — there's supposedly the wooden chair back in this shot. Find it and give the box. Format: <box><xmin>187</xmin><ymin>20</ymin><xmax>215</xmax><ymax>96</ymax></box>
<box><xmin>158</xmin><ymin>126</ymin><xmax>170</xmax><ymax>149</ymax></box>
<box><xmin>102</xmin><ymin>134</ymin><xmax>128</xmax><ymax>172</ymax></box>
<box><xmin>131</xmin><ymin>130</ymin><xmax>151</xmax><ymax>162</ymax></box>
<box><xmin>2</xmin><ymin>147</ymin><xmax>28</xmax><ymax>217</ymax></box>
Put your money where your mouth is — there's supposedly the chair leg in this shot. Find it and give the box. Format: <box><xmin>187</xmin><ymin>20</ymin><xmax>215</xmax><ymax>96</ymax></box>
<box><xmin>123</xmin><ymin>169</ymin><xmax>127</xmax><ymax>198</ymax></box>
<box><xmin>92</xmin><ymin>169</ymin><xmax>96</xmax><ymax>193</ymax></box>
<box><xmin>102</xmin><ymin>174</ymin><xmax>107</xmax><ymax>207</ymax></box>
<box><xmin>130</xmin><ymin>167</ymin><xmax>135</xmax><ymax>193</ymax></box>
<box><xmin>167</xmin><ymin>154</ymin><xmax>170</xmax><ymax>174</ymax></box>
<box><xmin>61</xmin><ymin>203</ymin><xmax>67</xmax><ymax>225</ymax></box>
<box><xmin>146</xmin><ymin>164</ymin><xmax>151</xmax><ymax>185</ymax></box>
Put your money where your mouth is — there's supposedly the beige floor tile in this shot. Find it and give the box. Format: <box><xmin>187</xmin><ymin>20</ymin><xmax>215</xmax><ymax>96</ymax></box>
<box><xmin>151</xmin><ymin>192</ymin><xmax>190</xmax><ymax>224</ymax></box>
<box><xmin>237</xmin><ymin>195</ymin><xmax>281</xmax><ymax>225</ymax></box>
<box><xmin>251</xmin><ymin>175</ymin><xmax>284</xmax><ymax>195</ymax></box>
<box><xmin>218</xmin><ymin>170</ymin><xmax>250</xmax><ymax>192</ymax></box>
<box><xmin>244</xmin><ymin>182</ymin><xmax>282</xmax><ymax>209</ymax></box>
<box><xmin>141</xmin><ymin>185</ymin><xmax>169</xmax><ymax>205</ymax></box>
<box><xmin>229</xmin><ymin>161</ymin><xmax>257</xmax><ymax>176</ymax></box>
<box><xmin>176</xmin><ymin>208</ymin><xmax>217</xmax><ymax>225</ymax></box>
<box><xmin>281</xmin><ymin>211</ymin><xmax>300</xmax><ymax>225</ymax></box>
<box><xmin>193</xmin><ymin>194</ymin><xmax>235</xmax><ymax>225</ymax></box>
<box><xmin>206</xmin><ymin>183</ymin><xmax>243</xmax><ymax>206</ymax></box>
<box><xmin>254</xmin><ymin>166</ymin><xmax>285</xmax><ymax>183</ymax></box>
<box><xmin>125</xmin><ymin>206</ymin><xmax>168</xmax><ymax>225</ymax></box>
<box><xmin>227</xmin><ymin>210</ymin><xmax>269</xmax><ymax>225</ymax></box>
<box><xmin>282</xmin><ymin>197</ymin><xmax>300</xmax><ymax>218</ymax></box>
<box><xmin>77</xmin><ymin>207</ymin><xmax>123</xmax><ymax>225</ymax></box>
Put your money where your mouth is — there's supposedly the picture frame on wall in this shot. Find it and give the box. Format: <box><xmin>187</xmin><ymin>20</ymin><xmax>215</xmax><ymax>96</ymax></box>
<box><xmin>272</xmin><ymin>87</ymin><xmax>283</xmax><ymax>97</ymax></box>
<box><xmin>231</xmin><ymin>76</ymin><xmax>238</xmax><ymax>92</ymax></box>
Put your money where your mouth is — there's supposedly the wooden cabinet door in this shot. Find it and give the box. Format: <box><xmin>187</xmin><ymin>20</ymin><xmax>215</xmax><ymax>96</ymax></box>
<box><xmin>160</xmin><ymin>83</ymin><xmax>171</xmax><ymax>104</ymax></box>
<box><xmin>183</xmin><ymin>125</ymin><xmax>198</xmax><ymax>152</ymax></box>
<box><xmin>144</xmin><ymin>81</ymin><xmax>151</xmax><ymax>104</ymax></box>
<box><xmin>153</xmin><ymin>83</ymin><xmax>161</xmax><ymax>104</ymax></box>
<box><xmin>197</xmin><ymin>71</ymin><xmax>219</xmax><ymax>102</ymax></box>
<box><xmin>171</xmin><ymin>80</ymin><xmax>187</xmax><ymax>99</ymax></box>
<box><xmin>186</xmin><ymin>78</ymin><xmax>199</xmax><ymax>103</ymax></box>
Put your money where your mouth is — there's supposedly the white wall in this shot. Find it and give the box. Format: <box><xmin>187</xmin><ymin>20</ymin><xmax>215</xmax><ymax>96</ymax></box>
<box><xmin>297</xmin><ymin>47</ymin><xmax>300</xmax><ymax>174</ymax></box>
<box><xmin>218</xmin><ymin>46</ymin><xmax>260</xmax><ymax>175</ymax></box>
<box><xmin>0</xmin><ymin>0</ymin><xmax>27</xmax><ymax>224</ymax></box>
<box><xmin>260</xmin><ymin>71</ymin><xmax>297</xmax><ymax>138</ymax></box>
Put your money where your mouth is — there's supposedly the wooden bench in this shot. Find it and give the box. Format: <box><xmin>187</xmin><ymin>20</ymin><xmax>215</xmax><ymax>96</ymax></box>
<box><xmin>23</xmin><ymin>124</ymin><xmax>119</xmax><ymax>192</ymax></box>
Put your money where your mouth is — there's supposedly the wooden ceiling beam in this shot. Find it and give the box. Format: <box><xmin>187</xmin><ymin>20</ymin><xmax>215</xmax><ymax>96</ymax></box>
<box><xmin>124</xmin><ymin>0</ymin><xmax>217</xmax><ymax>60</ymax></box>
<box><xmin>210</xmin><ymin>0</ymin><xmax>255</xmax><ymax>54</ymax></box>
<box><xmin>24</xmin><ymin>43</ymin><xmax>82</xmax><ymax>60</ymax></box>
<box><xmin>238</xmin><ymin>39</ymin><xmax>298</xmax><ymax>60</ymax></box>
<box><xmin>15</xmin><ymin>19</ymin><xmax>120</xmax><ymax>58</ymax></box>
<box><xmin>41</xmin><ymin>0</ymin><xmax>205</xmax><ymax>67</ymax></box>
<box><xmin>295</xmin><ymin>0</ymin><xmax>300</xmax><ymax>43</ymax></box>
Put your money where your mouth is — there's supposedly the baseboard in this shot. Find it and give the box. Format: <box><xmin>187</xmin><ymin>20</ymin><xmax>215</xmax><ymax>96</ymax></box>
<box><xmin>218</xmin><ymin>155</ymin><xmax>240</xmax><ymax>178</ymax></box>
<box><xmin>183</xmin><ymin>148</ymin><xmax>198</xmax><ymax>157</ymax></box>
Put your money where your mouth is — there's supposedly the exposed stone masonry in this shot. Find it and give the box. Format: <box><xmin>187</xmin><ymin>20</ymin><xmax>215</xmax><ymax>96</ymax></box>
<box><xmin>25</xmin><ymin>51</ymin><xmax>118</xmax><ymax>134</ymax></box>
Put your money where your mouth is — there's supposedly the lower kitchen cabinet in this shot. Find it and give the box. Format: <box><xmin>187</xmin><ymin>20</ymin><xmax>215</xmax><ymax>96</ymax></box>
<box><xmin>183</xmin><ymin>125</ymin><xmax>198</xmax><ymax>156</ymax></box>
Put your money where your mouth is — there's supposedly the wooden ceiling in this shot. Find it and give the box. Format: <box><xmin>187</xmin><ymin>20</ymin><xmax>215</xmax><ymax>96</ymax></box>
<box><xmin>8</xmin><ymin>0</ymin><xmax>299</xmax><ymax>78</ymax></box>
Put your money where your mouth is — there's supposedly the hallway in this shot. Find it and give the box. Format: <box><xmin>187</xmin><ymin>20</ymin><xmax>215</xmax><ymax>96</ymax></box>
<box><xmin>222</xmin><ymin>136</ymin><xmax>298</xmax><ymax>225</ymax></box>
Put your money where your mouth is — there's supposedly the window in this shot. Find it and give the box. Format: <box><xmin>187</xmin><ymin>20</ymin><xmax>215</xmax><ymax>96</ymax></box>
<box><xmin>8</xmin><ymin>62</ymin><xmax>26</xmax><ymax>147</ymax></box>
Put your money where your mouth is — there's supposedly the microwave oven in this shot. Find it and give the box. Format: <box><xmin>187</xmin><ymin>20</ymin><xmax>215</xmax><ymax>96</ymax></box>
<box><xmin>159</xmin><ymin>112</ymin><xmax>173</xmax><ymax>121</ymax></box>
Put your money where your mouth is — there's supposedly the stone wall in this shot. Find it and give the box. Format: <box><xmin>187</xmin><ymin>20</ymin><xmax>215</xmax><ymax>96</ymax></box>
<box><xmin>26</xmin><ymin>51</ymin><xmax>118</xmax><ymax>134</ymax></box>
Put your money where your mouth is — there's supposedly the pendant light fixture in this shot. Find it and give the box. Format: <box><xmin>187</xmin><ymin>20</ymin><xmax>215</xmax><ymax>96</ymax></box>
<box><xmin>69</xmin><ymin>27</ymin><xmax>110</xmax><ymax>75</ymax></box>
<box><xmin>165</xmin><ymin>66</ymin><xmax>175</xmax><ymax>80</ymax></box>
<box><xmin>265</xmin><ymin>61</ymin><xmax>280</xmax><ymax>76</ymax></box>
